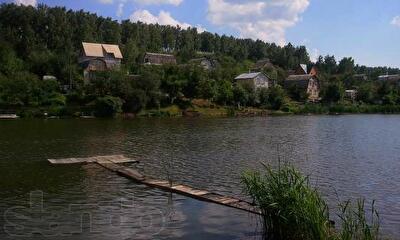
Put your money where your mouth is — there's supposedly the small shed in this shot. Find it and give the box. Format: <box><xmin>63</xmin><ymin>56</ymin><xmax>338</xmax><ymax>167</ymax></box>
<box><xmin>43</xmin><ymin>75</ymin><xmax>57</xmax><ymax>81</ymax></box>
<box><xmin>252</xmin><ymin>59</ymin><xmax>274</xmax><ymax>71</ymax></box>
<box><xmin>353</xmin><ymin>74</ymin><xmax>368</xmax><ymax>81</ymax></box>
<box><xmin>144</xmin><ymin>52</ymin><xmax>177</xmax><ymax>65</ymax></box>
<box><xmin>189</xmin><ymin>57</ymin><xmax>218</xmax><ymax>70</ymax></box>
<box><xmin>345</xmin><ymin>90</ymin><xmax>357</xmax><ymax>101</ymax></box>
<box><xmin>234</xmin><ymin>72</ymin><xmax>272</xmax><ymax>89</ymax></box>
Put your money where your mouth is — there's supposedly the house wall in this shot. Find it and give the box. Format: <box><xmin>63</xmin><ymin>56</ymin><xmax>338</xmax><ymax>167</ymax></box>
<box><xmin>236</xmin><ymin>78</ymin><xmax>255</xmax><ymax>89</ymax></box>
<box><xmin>254</xmin><ymin>74</ymin><xmax>270</xmax><ymax>89</ymax></box>
<box><xmin>307</xmin><ymin>78</ymin><xmax>320</xmax><ymax>100</ymax></box>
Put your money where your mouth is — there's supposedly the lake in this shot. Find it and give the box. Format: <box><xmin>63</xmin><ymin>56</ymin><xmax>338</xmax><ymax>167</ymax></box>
<box><xmin>1</xmin><ymin>115</ymin><xmax>400</xmax><ymax>239</ymax></box>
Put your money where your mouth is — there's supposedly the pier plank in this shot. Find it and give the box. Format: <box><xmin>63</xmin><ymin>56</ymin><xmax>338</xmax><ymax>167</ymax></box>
<box><xmin>49</xmin><ymin>155</ymin><xmax>260</xmax><ymax>215</ymax></box>
<box><xmin>48</xmin><ymin>155</ymin><xmax>138</xmax><ymax>164</ymax></box>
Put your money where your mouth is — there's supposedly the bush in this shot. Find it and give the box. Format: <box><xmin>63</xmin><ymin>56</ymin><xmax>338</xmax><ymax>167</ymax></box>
<box><xmin>94</xmin><ymin>96</ymin><xmax>123</xmax><ymax>117</ymax></box>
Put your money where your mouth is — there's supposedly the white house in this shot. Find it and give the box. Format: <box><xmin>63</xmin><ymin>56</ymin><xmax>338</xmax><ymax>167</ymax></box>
<box><xmin>234</xmin><ymin>72</ymin><xmax>272</xmax><ymax>89</ymax></box>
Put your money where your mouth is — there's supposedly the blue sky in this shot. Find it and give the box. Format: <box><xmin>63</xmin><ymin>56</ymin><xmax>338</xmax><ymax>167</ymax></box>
<box><xmin>4</xmin><ymin>0</ymin><xmax>400</xmax><ymax>68</ymax></box>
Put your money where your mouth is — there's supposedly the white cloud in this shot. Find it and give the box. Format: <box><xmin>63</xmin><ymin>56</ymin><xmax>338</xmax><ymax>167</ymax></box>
<box><xmin>391</xmin><ymin>16</ymin><xmax>400</xmax><ymax>27</ymax></box>
<box><xmin>98</xmin><ymin>0</ymin><xmax>183</xmax><ymax>6</ymax></box>
<box><xmin>98</xmin><ymin>0</ymin><xmax>183</xmax><ymax>18</ymax></box>
<box><xmin>98</xmin><ymin>0</ymin><xmax>113</xmax><ymax>4</ymax></box>
<box><xmin>14</xmin><ymin>0</ymin><xmax>37</xmax><ymax>6</ymax></box>
<box><xmin>130</xmin><ymin>10</ymin><xmax>205</xmax><ymax>32</ymax></box>
<box><xmin>116</xmin><ymin>2</ymin><xmax>125</xmax><ymax>17</ymax></box>
<box><xmin>134</xmin><ymin>0</ymin><xmax>183</xmax><ymax>6</ymax></box>
<box><xmin>207</xmin><ymin>0</ymin><xmax>310</xmax><ymax>46</ymax></box>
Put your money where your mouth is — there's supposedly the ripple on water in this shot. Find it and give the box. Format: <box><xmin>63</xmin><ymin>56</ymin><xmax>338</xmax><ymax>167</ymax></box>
<box><xmin>1</xmin><ymin>116</ymin><xmax>400</xmax><ymax>238</ymax></box>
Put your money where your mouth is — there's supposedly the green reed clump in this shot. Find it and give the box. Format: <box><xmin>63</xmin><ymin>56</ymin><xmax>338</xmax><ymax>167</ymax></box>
<box><xmin>242</xmin><ymin>164</ymin><xmax>331</xmax><ymax>240</ymax></box>
<box><xmin>242</xmin><ymin>164</ymin><xmax>381</xmax><ymax>240</ymax></box>
<box><xmin>338</xmin><ymin>199</ymin><xmax>380</xmax><ymax>240</ymax></box>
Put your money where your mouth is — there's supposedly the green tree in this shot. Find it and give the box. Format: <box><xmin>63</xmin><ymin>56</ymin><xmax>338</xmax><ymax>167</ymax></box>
<box><xmin>94</xmin><ymin>96</ymin><xmax>123</xmax><ymax>117</ymax></box>
<box><xmin>338</xmin><ymin>57</ymin><xmax>355</xmax><ymax>74</ymax></box>
<box><xmin>322</xmin><ymin>82</ymin><xmax>344</xmax><ymax>103</ymax></box>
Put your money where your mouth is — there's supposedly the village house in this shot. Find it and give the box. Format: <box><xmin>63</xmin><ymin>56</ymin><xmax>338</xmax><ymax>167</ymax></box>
<box><xmin>234</xmin><ymin>72</ymin><xmax>272</xmax><ymax>90</ymax></box>
<box><xmin>252</xmin><ymin>59</ymin><xmax>274</xmax><ymax>72</ymax></box>
<box><xmin>78</xmin><ymin>42</ymin><xmax>123</xmax><ymax>83</ymax></box>
<box><xmin>284</xmin><ymin>74</ymin><xmax>320</xmax><ymax>102</ymax></box>
<box><xmin>143</xmin><ymin>52</ymin><xmax>177</xmax><ymax>65</ymax></box>
<box><xmin>378</xmin><ymin>74</ymin><xmax>400</xmax><ymax>85</ymax></box>
<box><xmin>189</xmin><ymin>57</ymin><xmax>218</xmax><ymax>70</ymax></box>
<box><xmin>353</xmin><ymin>74</ymin><xmax>368</xmax><ymax>81</ymax></box>
<box><xmin>345</xmin><ymin>89</ymin><xmax>358</xmax><ymax>101</ymax></box>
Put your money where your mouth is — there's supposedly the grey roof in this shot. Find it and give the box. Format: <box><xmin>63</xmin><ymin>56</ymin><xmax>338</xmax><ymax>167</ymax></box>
<box><xmin>284</xmin><ymin>74</ymin><xmax>315</xmax><ymax>89</ymax></box>
<box><xmin>235</xmin><ymin>72</ymin><xmax>262</xmax><ymax>80</ymax></box>
<box><xmin>286</xmin><ymin>74</ymin><xmax>313</xmax><ymax>81</ymax></box>
<box><xmin>253</xmin><ymin>59</ymin><xmax>273</xmax><ymax>69</ymax></box>
<box><xmin>300</xmin><ymin>64</ymin><xmax>308</xmax><ymax>74</ymax></box>
<box><xmin>378</xmin><ymin>74</ymin><xmax>400</xmax><ymax>81</ymax></box>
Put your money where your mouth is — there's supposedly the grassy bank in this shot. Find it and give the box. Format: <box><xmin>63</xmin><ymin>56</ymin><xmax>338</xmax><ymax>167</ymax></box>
<box><xmin>5</xmin><ymin>101</ymin><xmax>400</xmax><ymax>119</ymax></box>
<box><xmin>242</xmin><ymin>164</ymin><xmax>380</xmax><ymax>240</ymax></box>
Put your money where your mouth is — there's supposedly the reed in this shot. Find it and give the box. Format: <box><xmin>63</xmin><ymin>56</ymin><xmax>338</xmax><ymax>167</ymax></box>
<box><xmin>242</xmin><ymin>164</ymin><xmax>381</xmax><ymax>240</ymax></box>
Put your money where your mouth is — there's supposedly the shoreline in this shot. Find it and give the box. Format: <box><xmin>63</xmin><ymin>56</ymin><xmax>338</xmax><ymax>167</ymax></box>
<box><xmin>4</xmin><ymin>106</ymin><xmax>400</xmax><ymax>120</ymax></box>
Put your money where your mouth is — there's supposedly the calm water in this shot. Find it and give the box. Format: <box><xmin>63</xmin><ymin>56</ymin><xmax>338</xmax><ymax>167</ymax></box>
<box><xmin>1</xmin><ymin>115</ymin><xmax>400</xmax><ymax>239</ymax></box>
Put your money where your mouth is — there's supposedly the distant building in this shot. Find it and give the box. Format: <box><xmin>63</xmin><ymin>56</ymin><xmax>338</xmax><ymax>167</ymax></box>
<box><xmin>43</xmin><ymin>75</ymin><xmax>57</xmax><ymax>81</ymax></box>
<box><xmin>234</xmin><ymin>72</ymin><xmax>273</xmax><ymax>90</ymax></box>
<box><xmin>345</xmin><ymin>90</ymin><xmax>358</xmax><ymax>101</ymax></box>
<box><xmin>143</xmin><ymin>52</ymin><xmax>176</xmax><ymax>65</ymax></box>
<box><xmin>378</xmin><ymin>74</ymin><xmax>400</xmax><ymax>84</ymax></box>
<box><xmin>284</xmin><ymin>74</ymin><xmax>320</xmax><ymax>102</ymax></box>
<box><xmin>79</xmin><ymin>42</ymin><xmax>123</xmax><ymax>83</ymax></box>
<box><xmin>252</xmin><ymin>59</ymin><xmax>274</xmax><ymax>72</ymax></box>
<box><xmin>189</xmin><ymin>57</ymin><xmax>218</xmax><ymax>70</ymax></box>
<box><xmin>353</xmin><ymin>74</ymin><xmax>368</xmax><ymax>81</ymax></box>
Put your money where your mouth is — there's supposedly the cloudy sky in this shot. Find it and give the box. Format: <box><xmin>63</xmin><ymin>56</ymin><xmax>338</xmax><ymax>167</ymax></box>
<box><xmin>4</xmin><ymin>0</ymin><xmax>400</xmax><ymax>68</ymax></box>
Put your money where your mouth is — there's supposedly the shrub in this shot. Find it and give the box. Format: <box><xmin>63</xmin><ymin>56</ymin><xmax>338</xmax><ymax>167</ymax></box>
<box><xmin>94</xmin><ymin>96</ymin><xmax>123</xmax><ymax>117</ymax></box>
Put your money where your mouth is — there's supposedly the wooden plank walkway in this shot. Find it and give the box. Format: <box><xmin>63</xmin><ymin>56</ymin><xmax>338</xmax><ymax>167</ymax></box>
<box><xmin>49</xmin><ymin>155</ymin><xmax>261</xmax><ymax>215</ymax></box>
<box><xmin>48</xmin><ymin>155</ymin><xmax>138</xmax><ymax>164</ymax></box>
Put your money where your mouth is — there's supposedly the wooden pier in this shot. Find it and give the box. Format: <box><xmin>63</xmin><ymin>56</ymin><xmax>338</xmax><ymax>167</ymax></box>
<box><xmin>48</xmin><ymin>155</ymin><xmax>260</xmax><ymax>215</ymax></box>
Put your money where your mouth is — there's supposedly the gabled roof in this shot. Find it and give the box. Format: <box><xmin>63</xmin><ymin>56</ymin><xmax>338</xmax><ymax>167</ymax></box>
<box><xmin>300</xmin><ymin>64</ymin><xmax>308</xmax><ymax>74</ymax></box>
<box><xmin>253</xmin><ymin>59</ymin><xmax>273</xmax><ymax>69</ymax></box>
<box><xmin>235</xmin><ymin>72</ymin><xmax>263</xmax><ymax>80</ymax></box>
<box><xmin>82</xmin><ymin>42</ymin><xmax>123</xmax><ymax>59</ymax></box>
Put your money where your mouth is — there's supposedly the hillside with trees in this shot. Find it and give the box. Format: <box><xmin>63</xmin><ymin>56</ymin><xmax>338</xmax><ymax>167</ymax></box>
<box><xmin>1</xmin><ymin>3</ymin><xmax>400</xmax><ymax>117</ymax></box>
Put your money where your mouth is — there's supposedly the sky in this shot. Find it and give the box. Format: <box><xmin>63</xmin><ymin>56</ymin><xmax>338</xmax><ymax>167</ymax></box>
<box><xmin>3</xmin><ymin>0</ymin><xmax>400</xmax><ymax>68</ymax></box>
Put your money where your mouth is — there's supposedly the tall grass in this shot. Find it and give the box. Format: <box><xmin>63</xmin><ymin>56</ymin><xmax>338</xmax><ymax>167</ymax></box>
<box><xmin>242</xmin><ymin>164</ymin><xmax>381</xmax><ymax>240</ymax></box>
<box><xmin>338</xmin><ymin>199</ymin><xmax>380</xmax><ymax>240</ymax></box>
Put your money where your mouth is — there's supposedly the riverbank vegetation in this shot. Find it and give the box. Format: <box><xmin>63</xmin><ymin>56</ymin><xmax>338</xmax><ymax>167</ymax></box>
<box><xmin>0</xmin><ymin>4</ymin><xmax>400</xmax><ymax>118</ymax></box>
<box><xmin>242</xmin><ymin>164</ymin><xmax>380</xmax><ymax>240</ymax></box>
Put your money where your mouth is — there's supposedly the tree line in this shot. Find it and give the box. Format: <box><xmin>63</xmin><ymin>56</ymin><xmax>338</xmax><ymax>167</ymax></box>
<box><xmin>0</xmin><ymin>3</ymin><xmax>399</xmax><ymax>116</ymax></box>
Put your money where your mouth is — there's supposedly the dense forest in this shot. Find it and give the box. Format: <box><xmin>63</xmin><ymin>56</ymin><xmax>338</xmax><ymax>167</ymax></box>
<box><xmin>1</xmin><ymin>3</ymin><xmax>400</xmax><ymax>117</ymax></box>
